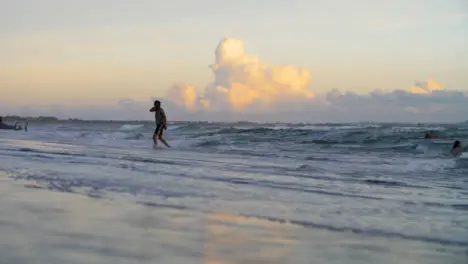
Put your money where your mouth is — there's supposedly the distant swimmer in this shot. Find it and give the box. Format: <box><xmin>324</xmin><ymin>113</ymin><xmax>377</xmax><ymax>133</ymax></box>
<box><xmin>451</xmin><ymin>140</ymin><xmax>463</xmax><ymax>158</ymax></box>
<box><xmin>149</xmin><ymin>100</ymin><xmax>171</xmax><ymax>148</ymax></box>
<box><xmin>424</xmin><ymin>131</ymin><xmax>437</xmax><ymax>139</ymax></box>
<box><xmin>0</xmin><ymin>116</ymin><xmax>23</xmax><ymax>131</ymax></box>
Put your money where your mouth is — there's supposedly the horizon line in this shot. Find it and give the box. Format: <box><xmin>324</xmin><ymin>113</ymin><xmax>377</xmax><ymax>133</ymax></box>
<box><xmin>2</xmin><ymin>115</ymin><xmax>465</xmax><ymax>125</ymax></box>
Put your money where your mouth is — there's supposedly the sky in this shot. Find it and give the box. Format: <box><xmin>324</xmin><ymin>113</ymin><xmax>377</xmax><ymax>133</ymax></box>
<box><xmin>1</xmin><ymin>0</ymin><xmax>467</xmax><ymax>122</ymax></box>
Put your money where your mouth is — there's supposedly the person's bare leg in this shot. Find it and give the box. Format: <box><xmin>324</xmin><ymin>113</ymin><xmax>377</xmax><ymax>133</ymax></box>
<box><xmin>153</xmin><ymin>133</ymin><xmax>158</xmax><ymax>148</ymax></box>
<box><xmin>158</xmin><ymin>135</ymin><xmax>171</xmax><ymax>148</ymax></box>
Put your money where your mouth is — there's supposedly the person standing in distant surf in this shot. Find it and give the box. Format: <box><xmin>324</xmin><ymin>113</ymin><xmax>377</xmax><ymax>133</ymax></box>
<box><xmin>149</xmin><ymin>100</ymin><xmax>171</xmax><ymax>148</ymax></box>
<box><xmin>451</xmin><ymin>140</ymin><xmax>462</xmax><ymax>157</ymax></box>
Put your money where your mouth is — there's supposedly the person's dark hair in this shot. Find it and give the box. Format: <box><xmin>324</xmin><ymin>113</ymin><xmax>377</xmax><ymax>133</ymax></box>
<box><xmin>452</xmin><ymin>140</ymin><xmax>460</xmax><ymax>149</ymax></box>
<box><xmin>0</xmin><ymin>116</ymin><xmax>3</xmax><ymax>122</ymax></box>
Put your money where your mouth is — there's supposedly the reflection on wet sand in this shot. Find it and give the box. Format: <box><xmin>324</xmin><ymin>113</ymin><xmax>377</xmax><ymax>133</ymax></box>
<box><xmin>203</xmin><ymin>212</ymin><xmax>296</xmax><ymax>264</ymax></box>
<box><xmin>0</xmin><ymin>175</ymin><xmax>298</xmax><ymax>264</ymax></box>
<box><xmin>1</xmin><ymin>175</ymin><xmax>466</xmax><ymax>264</ymax></box>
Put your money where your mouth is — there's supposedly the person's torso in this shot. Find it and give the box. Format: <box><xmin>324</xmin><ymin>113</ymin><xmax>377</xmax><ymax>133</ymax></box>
<box><xmin>154</xmin><ymin>108</ymin><xmax>165</xmax><ymax>124</ymax></box>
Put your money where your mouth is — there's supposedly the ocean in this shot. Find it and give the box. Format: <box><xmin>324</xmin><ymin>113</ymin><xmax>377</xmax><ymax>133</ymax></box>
<box><xmin>1</xmin><ymin>121</ymin><xmax>467</xmax><ymax>264</ymax></box>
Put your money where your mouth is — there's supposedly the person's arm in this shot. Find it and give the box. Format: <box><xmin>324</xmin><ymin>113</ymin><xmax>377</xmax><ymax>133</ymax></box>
<box><xmin>149</xmin><ymin>107</ymin><xmax>155</xmax><ymax>112</ymax></box>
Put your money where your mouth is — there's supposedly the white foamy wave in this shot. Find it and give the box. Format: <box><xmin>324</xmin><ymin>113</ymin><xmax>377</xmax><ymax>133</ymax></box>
<box><xmin>167</xmin><ymin>125</ymin><xmax>181</xmax><ymax>131</ymax></box>
<box><xmin>227</xmin><ymin>126</ymin><xmax>258</xmax><ymax>130</ymax></box>
<box><xmin>296</xmin><ymin>125</ymin><xmax>352</xmax><ymax>131</ymax></box>
<box><xmin>295</xmin><ymin>124</ymin><xmax>381</xmax><ymax>131</ymax></box>
<box><xmin>455</xmin><ymin>153</ymin><xmax>468</xmax><ymax>168</ymax></box>
<box><xmin>294</xmin><ymin>125</ymin><xmax>334</xmax><ymax>131</ymax></box>
<box><xmin>415</xmin><ymin>144</ymin><xmax>429</xmax><ymax>153</ymax></box>
<box><xmin>414</xmin><ymin>140</ymin><xmax>455</xmax><ymax>157</ymax></box>
<box><xmin>392</xmin><ymin>126</ymin><xmax>447</xmax><ymax>133</ymax></box>
<box><xmin>268</xmin><ymin>125</ymin><xmax>290</xmax><ymax>130</ymax></box>
<box><xmin>119</xmin><ymin>124</ymin><xmax>144</xmax><ymax>131</ymax></box>
<box><xmin>396</xmin><ymin>158</ymin><xmax>455</xmax><ymax>173</ymax></box>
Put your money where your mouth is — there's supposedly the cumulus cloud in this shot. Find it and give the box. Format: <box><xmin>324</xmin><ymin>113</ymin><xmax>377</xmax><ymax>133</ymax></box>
<box><xmin>166</xmin><ymin>38</ymin><xmax>314</xmax><ymax>113</ymax></box>
<box><xmin>166</xmin><ymin>84</ymin><xmax>199</xmax><ymax>112</ymax></box>
<box><xmin>407</xmin><ymin>79</ymin><xmax>443</xmax><ymax>94</ymax></box>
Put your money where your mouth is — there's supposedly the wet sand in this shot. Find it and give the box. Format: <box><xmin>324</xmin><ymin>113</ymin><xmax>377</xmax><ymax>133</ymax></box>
<box><xmin>0</xmin><ymin>174</ymin><xmax>466</xmax><ymax>264</ymax></box>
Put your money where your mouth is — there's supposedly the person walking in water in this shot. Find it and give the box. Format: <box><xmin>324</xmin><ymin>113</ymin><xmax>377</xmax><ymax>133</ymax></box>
<box><xmin>149</xmin><ymin>100</ymin><xmax>171</xmax><ymax>148</ymax></box>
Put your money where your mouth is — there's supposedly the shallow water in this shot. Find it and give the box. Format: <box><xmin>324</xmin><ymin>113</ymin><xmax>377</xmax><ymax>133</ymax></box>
<box><xmin>1</xmin><ymin>121</ymin><xmax>467</xmax><ymax>263</ymax></box>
